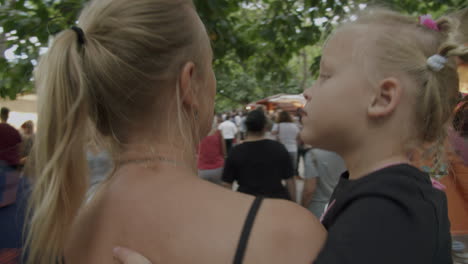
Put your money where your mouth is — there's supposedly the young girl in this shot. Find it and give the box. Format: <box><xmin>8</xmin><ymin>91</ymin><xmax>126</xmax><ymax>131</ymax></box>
<box><xmin>115</xmin><ymin>7</ymin><xmax>468</xmax><ymax>264</ymax></box>
<box><xmin>303</xmin><ymin>8</ymin><xmax>467</xmax><ymax>263</ymax></box>
<box><xmin>25</xmin><ymin>0</ymin><xmax>325</xmax><ymax>263</ymax></box>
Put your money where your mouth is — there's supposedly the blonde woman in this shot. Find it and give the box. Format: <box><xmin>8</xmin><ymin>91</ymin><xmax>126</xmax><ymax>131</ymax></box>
<box><xmin>25</xmin><ymin>0</ymin><xmax>325</xmax><ymax>263</ymax></box>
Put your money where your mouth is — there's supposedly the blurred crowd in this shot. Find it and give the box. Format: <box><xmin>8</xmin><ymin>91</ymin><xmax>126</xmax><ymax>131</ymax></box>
<box><xmin>198</xmin><ymin>107</ymin><xmax>346</xmax><ymax>218</ymax></box>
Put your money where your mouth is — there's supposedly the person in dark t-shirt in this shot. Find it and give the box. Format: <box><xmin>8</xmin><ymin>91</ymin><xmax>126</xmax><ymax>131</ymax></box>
<box><xmin>0</xmin><ymin>107</ymin><xmax>22</xmax><ymax>208</ymax></box>
<box><xmin>0</xmin><ymin>107</ymin><xmax>22</xmax><ymax>168</ymax></box>
<box><xmin>222</xmin><ymin>110</ymin><xmax>296</xmax><ymax>200</ymax></box>
<box><xmin>0</xmin><ymin>108</ymin><xmax>25</xmax><ymax>262</ymax></box>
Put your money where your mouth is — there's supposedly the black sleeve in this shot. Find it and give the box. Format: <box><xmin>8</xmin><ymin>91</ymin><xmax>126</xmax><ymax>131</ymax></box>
<box><xmin>222</xmin><ymin>150</ymin><xmax>237</xmax><ymax>184</ymax></box>
<box><xmin>314</xmin><ymin>197</ymin><xmax>435</xmax><ymax>264</ymax></box>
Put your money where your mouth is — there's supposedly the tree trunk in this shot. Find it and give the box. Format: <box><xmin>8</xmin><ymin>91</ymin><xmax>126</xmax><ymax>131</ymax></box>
<box><xmin>300</xmin><ymin>49</ymin><xmax>308</xmax><ymax>91</ymax></box>
<box><xmin>0</xmin><ymin>33</ymin><xmax>6</xmax><ymax>59</ymax></box>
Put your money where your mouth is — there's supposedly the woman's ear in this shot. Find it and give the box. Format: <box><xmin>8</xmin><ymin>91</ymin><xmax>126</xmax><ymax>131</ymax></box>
<box><xmin>178</xmin><ymin>62</ymin><xmax>199</xmax><ymax>109</ymax></box>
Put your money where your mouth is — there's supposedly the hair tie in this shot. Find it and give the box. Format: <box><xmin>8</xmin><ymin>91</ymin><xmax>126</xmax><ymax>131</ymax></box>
<box><xmin>419</xmin><ymin>15</ymin><xmax>447</xmax><ymax>71</ymax></box>
<box><xmin>419</xmin><ymin>14</ymin><xmax>440</xmax><ymax>31</ymax></box>
<box><xmin>71</xmin><ymin>26</ymin><xmax>85</xmax><ymax>45</ymax></box>
<box><xmin>427</xmin><ymin>54</ymin><xmax>447</xmax><ymax>72</ymax></box>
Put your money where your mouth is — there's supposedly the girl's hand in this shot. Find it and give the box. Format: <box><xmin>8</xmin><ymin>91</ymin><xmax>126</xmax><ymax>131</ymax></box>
<box><xmin>113</xmin><ymin>247</ymin><xmax>152</xmax><ymax>264</ymax></box>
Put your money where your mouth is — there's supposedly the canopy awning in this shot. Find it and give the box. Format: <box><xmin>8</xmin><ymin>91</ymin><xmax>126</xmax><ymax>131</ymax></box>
<box><xmin>248</xmin><ymin>93</ymin><xmax>305</xmax><ymax>112</ymax></box>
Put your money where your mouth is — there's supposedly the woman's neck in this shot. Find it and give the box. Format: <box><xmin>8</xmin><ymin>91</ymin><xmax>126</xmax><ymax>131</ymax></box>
<box><xmin>116</xmin><ymin>141</ymin><xmax>198</xmax><ymax>173</ymax></box>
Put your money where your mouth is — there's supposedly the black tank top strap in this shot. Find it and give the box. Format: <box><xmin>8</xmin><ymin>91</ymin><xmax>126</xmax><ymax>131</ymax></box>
<box><xmin>233</xmin><ymin>196</ymin><xmax>264</xmax><ymax>264</ymax></box>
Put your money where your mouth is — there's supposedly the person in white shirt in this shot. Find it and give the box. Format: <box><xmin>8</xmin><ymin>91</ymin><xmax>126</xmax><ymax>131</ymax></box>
<box><xmin>234</xmin><ymin>113</ymin><xmax>242</xmax><ymax>127</ymax></box>
<box><xmin>218</xmin><ymin>116</ymin><xmax>238</xmax><ymax>154</ymax></box>
<box><xmin>272</xmin><ymin>110</ymin><xmax>300</xmax><ymax>180</ymax></box>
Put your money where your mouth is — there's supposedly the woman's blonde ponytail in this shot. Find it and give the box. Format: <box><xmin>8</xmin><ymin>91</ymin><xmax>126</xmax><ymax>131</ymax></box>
<box><xmin>25</xmin><ymin>28</ymin><xmax>90</xmax><ymax>264</ymax></box>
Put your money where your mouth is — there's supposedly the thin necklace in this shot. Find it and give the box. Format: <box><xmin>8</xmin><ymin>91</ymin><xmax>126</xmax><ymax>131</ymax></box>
<box><xmin>115</xmin><ymin>145</ymin><xmax>195</xmax><ymax>170</ymax></box>
<box><xmin>116</xmin><ymin>155</ymin><xmax>191</xmax><ymax>169</ymax></box>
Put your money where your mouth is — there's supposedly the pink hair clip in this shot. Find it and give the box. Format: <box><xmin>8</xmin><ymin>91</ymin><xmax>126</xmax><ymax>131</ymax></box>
<box><xmin>431</xmin><ymin>178</ymin><xmax>446</xmax><ymax>191</ymax></box>
<box><xmin>419</xmin><ymin>14</ymin><xmax>439</xmax><ymax>31</ymax></box>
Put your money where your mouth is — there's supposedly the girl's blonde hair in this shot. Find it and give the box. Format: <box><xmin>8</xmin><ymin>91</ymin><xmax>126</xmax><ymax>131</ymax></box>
<box><xmin>25</xmin><ymin>0</ymin><xmax>209</xmax><ymax>263</ymax></box>
<box><xmin>343</xmin><ymin>8</ymin><xmax>468</xmax><ymax>162</ymax></box>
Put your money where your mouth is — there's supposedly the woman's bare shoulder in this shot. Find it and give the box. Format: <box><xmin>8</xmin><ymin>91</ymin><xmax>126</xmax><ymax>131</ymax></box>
<box><xmin>244</xmin><ymin>199</ymin><xmax>326</xmax><ymax>264</ymax></box>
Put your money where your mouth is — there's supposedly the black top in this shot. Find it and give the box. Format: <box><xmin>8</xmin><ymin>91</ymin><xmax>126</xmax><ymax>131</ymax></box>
<box><xmin>233</xmin><ymin>196</ymin><xmax>264</xmax><ymax>264</ymax></box>
<box><xmin>314</xmin><ymin>164</ymin><xmax>452</xmax><ymax>264</ymax></box>
<box><xmin>222</xmin><ymin>139</ymin><xmax>293</xmax><ymax>199</ymax></box>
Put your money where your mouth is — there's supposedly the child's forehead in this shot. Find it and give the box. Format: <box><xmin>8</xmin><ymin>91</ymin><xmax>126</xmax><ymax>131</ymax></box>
<box><xmin>322</xmin><ymin>28</ymin><xmax>364</xmax><ymax>63</ymax></box>
<box><xmin>322</xmin><ymin>25</ymin><xmax>379</xmax><ymax>66</ymax></box>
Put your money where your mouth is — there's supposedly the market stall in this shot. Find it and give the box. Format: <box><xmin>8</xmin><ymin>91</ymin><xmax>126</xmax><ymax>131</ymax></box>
<box><xmin>247</xmin><ymin>94</ymin><xmax>305</xmax><ymax>112</ymax></box>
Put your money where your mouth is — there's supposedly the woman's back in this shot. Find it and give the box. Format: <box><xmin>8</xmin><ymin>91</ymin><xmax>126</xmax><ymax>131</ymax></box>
<box><xmin>65</xmin><ymin>165</ymin><xmax>326</xmax><ymax>264</ymax></box>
